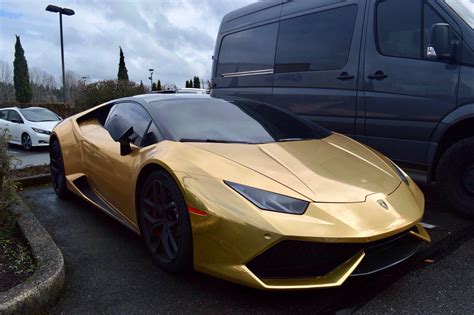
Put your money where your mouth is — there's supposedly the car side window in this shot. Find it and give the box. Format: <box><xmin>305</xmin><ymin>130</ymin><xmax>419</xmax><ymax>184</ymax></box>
<box><xmin>0</xmin><ymin>110</ymin><xmax>7</xmax><ymax>120</ymax></box>
<box><xmin>8</xmin><ymin>110</ymin><xmax>23</xmax><ymax>123</ymax></box>
<box><xmin>216</xmin><ymin>23</ymin><xmax>278</xmax><ymax>75</ymax></box>
<box><xmin>275</xmin><ymin>5</ymin><xmax>358</xmax><ymax>73</ymax></box>
<box><xmin>377</xmin><ymin>0</ymin><xmax>448</xmax><ymax>60</ymax></box>
<box><xmin>105</xmin><ymin>102</ymin><xmax>159</xmax><ymax>147</ymax></box>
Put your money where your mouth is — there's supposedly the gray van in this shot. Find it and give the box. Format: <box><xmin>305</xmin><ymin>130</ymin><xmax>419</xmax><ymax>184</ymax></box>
<box><xmin>211</xmin><ymin>0</ymin><xmax>474</xmax><ymax>217</ymax></box>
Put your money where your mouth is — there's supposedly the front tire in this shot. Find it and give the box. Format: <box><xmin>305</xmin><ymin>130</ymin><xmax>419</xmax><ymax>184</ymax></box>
<box><xmin>50</xmin><ymin>140</ymin><xmax>70</xmax><ymax>198</ymax></box>
<box><xmin>21</xmin><ymin>133</ymin><xmax>32</xmax><ymax>150</ymax></box>
<box><xmin>436</xmin><ymin>137</ymin><xmax>474</xmax><ymax>218</ymax></box>
<box><xmin>137</xmin><ymin>170</ymin><xmax>193</xmax><ymax>273</ymax></box>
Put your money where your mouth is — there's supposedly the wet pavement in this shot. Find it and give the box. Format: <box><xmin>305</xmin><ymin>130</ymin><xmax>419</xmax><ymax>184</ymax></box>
<box><xmin>20</xmin><ymin>180</ymin><xmax>473</xmax><ymax>314</ymax></box>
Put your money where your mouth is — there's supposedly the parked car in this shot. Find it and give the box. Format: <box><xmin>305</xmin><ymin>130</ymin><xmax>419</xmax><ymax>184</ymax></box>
<box><xmin>0</xmin><ymin>107</ymin><xmax>61</xmax><ymax>150</ymax></box>
<box><xmin>50</xmin><ymin>94</ymin><xmax>430</xmax><ymax>290</ymax></box>
<box><xmin>211</xmin><ymin>0</ymin><xmax>474</xmax><ymax>218</ymax></box>
<box><xmin>152</xmin><ymin>88</ymin><xmax>208</xmax><ymax>94</ymax></box>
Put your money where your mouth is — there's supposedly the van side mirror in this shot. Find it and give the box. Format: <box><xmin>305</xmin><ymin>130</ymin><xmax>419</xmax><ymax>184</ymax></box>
<box><xmin>106</xmin><ymin>114</ymin><xmax>134</xmax><ymax>156</ymax></box>
<box><xmin>427</xmin><ymin>23</ymin><xmax>453</xmax><ymax>61</ymax></box>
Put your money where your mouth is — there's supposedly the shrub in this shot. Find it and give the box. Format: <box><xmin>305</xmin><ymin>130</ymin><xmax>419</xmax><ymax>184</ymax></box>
<box><xmin>0</xmin><ymin>132</ymin><xmax>18</xmax><ymax>238</ymax></box>
<box><xmin>75</xmin><ymin>80</ymin><xmax>147</xmax><ymax>112</ymax></box>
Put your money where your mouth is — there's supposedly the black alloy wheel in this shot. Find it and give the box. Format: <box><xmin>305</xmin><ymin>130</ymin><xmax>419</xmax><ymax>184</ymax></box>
<box><xmin>50</xmin><ymin>140</ymin><xmax>70</xmax><ymax>198</ymax></box>
<box><xmin>21</xmin><ymin>133</ymin><xmax>32</xmax><ymax>150</ymax></box>
<box><xmin>138</xmin><ymin>170</ymin><xmax>192</xmax><ymax>272</ymax></box>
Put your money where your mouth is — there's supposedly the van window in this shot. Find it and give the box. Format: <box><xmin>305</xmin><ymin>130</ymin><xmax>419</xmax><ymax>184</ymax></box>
<box><xmin>274</xmin><ymin>5</ymin><xmax>358</xmax><ymax>73</ymax></box>
<box><xmin>216</xmin><ymin>23</ymin><xmax>278</xmax><ymax>75</ymax></box>
<box><xmin>377</xmin><ymin>0</ymin><xmax>446</xmax><ymax>60</ymax></box>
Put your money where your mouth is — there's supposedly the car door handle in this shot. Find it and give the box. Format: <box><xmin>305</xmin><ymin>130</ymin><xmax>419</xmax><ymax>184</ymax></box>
<box><xmin>337</xmin><ymin>72</ymin><xmax>355</xmax><ymax>81</ymax></box>
<box><xmin>368</xmin><ymin>71</ymin><xmax>388</xmax><ymax>80</ymax></box>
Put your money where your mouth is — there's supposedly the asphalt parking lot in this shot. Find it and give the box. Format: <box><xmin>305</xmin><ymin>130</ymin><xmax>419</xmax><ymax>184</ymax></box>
<box><xmin>20</xmin><ymin>179</ymin><xmax>474</xmax><ymax>314</ymax></box>
<box><xmin>8</xmin><ymin>145</ymin><xmax>49</xmax><ymax>169</ymax></box>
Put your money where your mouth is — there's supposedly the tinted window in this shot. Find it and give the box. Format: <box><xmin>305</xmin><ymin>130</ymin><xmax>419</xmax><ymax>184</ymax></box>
<box><xmin>105</xmin><ymin>103</ymin><xmax>154</xmax><ymax>147</ymax></box>
<box><xmin>0</xmin><ymin>110</ymin><xmax>7</xmax><ymax>120</ymax></box>
<box><xmin>217</xmin><ymin>23</ymin><xmax>278</xmax><ymax>75</ymax></box>
<box><xmin>20</xmin><ymin>108</ymin><xmax>60</xmax><ymax>122</ymax></box>
<box><xmin>275</xmin><ymin>5</ymin><xmax>357</xmax><ymax>73</ymax></box>
<box><xmin>148</xmin><ymin>98</ymin><xmax>330</xmax><ymax>144</ymax></box>
<box><xmin>8</xmin><ymin>110</ymin><xmax>23</xmax><ymax>123</ymax></box>
<box><xmin>377</xmin><ymin>0</ymin><xmax>448</xmax><ymax>59</ymax></box>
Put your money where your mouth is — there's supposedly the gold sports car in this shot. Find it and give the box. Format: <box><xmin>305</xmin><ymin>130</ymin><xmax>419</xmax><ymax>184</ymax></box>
<box><xmin>50</xmin><ymin>94</ymin><xmax>431</xmax><ymax>290</ymax></box>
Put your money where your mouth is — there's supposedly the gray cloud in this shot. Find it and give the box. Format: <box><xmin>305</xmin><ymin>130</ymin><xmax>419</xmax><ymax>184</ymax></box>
<box><xmin>0</xmin><ymin>0</ymin><xmax>255</xmax><ymax>87</ymax></box>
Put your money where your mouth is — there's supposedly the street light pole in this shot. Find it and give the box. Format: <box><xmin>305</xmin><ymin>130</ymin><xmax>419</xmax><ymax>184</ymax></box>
<box><xmin>46</xmin><ymin>4</ymin><xmax>75</xmax><ymax>104</ymax></box>
<box><xmin>148</xmin><ymin>68</ymin><xmax>154</xmax><ymax>90</ymax></box>
<box><xmin>59</xmin><ymin>12</ymin><xmax>65</xmax><ymax>103</ymax></box>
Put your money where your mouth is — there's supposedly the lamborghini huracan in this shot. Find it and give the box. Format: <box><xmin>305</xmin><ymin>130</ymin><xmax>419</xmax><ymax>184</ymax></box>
<box><xmin>50</xmin><ymin>94</ymin><xmax>431</xmax><ymax>290</ymax></box>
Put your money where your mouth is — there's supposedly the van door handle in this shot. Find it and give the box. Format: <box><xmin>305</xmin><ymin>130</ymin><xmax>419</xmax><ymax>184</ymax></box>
<box><xmin>337</xmin><ymin>72</ymin><xmax>355</xmax><ymax>81</ymax></box>
<box><xmin>368</xmin><ymin>71</ymin><xmax>388</xmax><ymax>80</ymax></box>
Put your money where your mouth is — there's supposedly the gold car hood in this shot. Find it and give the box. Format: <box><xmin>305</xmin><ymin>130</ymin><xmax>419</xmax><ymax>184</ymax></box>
<box><xmin>188</xmin><ymin>134</ymin><xmax>401</xmax><ymax>202</ymax></box>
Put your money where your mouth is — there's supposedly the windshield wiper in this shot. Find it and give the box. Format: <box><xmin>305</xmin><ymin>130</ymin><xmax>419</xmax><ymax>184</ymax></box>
<box><xmin>179</xmin><ymin>138</ymin><xmax>252</xmax><ymax>144</ymax></box>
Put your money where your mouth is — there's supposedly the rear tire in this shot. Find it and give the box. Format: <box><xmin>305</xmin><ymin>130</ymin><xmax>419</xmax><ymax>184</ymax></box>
<box><xmin>50</xmin><ymin>140</ymin><xmax>70</xmax><ymax>199</ymax></box>
<box><xmin>137</xmin><ymin>170</ymin><xmax>193</xmax><ymax>273</ymax></box>
<box><xmin>436</xmin><ymin>137</ymin><xmax>474</xmax><ymax>219</ymax></box>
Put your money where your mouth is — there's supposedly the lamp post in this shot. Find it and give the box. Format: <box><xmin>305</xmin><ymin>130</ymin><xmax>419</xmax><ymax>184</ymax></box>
<box><xmin>46</xmin><ymin>4</ymin><xmax>75</xmax><ymax>104</ymax></box>
<box><xmin>148</xmin><ymin>69</ymin><xmax>154</xmax><ymax>90</ymax></box>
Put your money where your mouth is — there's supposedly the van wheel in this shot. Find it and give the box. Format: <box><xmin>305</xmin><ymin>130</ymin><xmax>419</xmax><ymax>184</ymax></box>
<box><xmin>436</xmin><ymin>137</ymin><xmax>474</xmax><ymax>219</ymax></box>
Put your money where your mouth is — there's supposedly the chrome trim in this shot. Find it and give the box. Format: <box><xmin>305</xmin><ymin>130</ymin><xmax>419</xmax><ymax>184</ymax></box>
<box><xmin>221</xmin><ymin>68</ymin><xmax>274</xmax><ymax>78</ymax></box>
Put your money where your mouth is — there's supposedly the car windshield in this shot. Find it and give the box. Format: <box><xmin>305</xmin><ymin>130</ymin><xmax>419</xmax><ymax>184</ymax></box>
<box><xmin>20</xmin><ymin>108</ymin><xmax>60</xmax><ymax>122</ymax></box>
<box><xmin>445</xmin><ymin>0</ymin><xmax>474</xmax><ymax>29</ymax></box>
<box><xmin>148</xmin><ymin>98</ymin><xmax>331</xmax><ymax>144</ymax></box>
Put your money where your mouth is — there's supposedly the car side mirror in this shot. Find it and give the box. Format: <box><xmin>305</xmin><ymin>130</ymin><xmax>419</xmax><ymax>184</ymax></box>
<box><xmin>106</xmin><ymin>114</ymin><xmax>134</xmax><ymax>156</ymax></box>
<box><xmin>427</xmin><ymin>23</ymin><xmax>454</xmax><ymax>61</ymax></box>
<box><xmin>11</xmin><ymin>119</ymin><xmax>23</xmax><ymax>124</ymax></box>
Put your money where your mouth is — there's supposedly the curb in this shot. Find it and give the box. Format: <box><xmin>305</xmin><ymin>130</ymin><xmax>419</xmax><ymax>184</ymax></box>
<box><xmin>0</xmin><ymin>198</ymin><xmax>65</xmax><ymax>314</ymax></box>
<box><xmin>15</xmin><ymin>174</ymin><xmax>51</xmax><ymax>188</ymax></box>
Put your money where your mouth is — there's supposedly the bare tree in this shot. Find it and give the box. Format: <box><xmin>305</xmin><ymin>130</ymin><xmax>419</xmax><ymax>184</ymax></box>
<box><xmin>0</xmin><ymin>61</ymin><xmax>12</xmax><ymax>83</ymax></box>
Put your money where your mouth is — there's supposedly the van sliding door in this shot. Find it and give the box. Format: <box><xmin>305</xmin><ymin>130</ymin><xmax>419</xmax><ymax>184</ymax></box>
<box><xmin>272</xmin><ymin>1</ymin><xmax>365</xmax><ymax>137</ymax></box>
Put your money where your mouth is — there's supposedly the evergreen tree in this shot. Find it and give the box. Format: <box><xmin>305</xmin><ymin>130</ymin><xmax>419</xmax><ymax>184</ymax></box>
<box><xmin>188</xmin><ymin>79</ymin><xmax>193</xmax><ymax>88</ymax></box>
<box><xmin>152</xmin><ymin>82</ymin><xmax>157</xmax><ymax>91</ymax></box>
<box><xmin>13</xmin><ymin>35</ymin><xmax>32</xmax><ymax>103</ymax></box>
<box><xmin>157</xmin><ymin>80</ymin><xmax>161</xmax><ymax>91</ymax></box>
<box><xmin>193</xmin><ymin>76</ymin><xmax>201</xmax><ymax>89</ymax></box>
<box><xmin>117</xmin><ymin>46</ymin><xmax>129</xmax><ymax>81</ymax></box>
<box><xmin>185</xmin><ymin>80</ymin><xmax>188</xmax><ymax>88</ymax></box>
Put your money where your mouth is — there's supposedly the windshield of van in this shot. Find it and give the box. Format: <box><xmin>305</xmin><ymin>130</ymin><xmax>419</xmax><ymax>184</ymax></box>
<box><xmin>20</xmin><ymin>108</ymin><xmax>60</xmax><ymax>122</ymax></box>
<box><xmin>445</xmin><ymin>0</ymin><xmax>474</xmax><ymax>29</ymax></box>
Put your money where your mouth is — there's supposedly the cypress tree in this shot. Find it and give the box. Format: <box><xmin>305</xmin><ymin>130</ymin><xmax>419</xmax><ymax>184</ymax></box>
<box><xmin>189</xmin><ymin>79</ymin><xmax>193</xmax><ymax>88</ymax></box>
<box><xmin>193</xmin><ymin>76</ymin><xmax>200</xmax><ymax>89</ymax></box>
<box><xmin>13</xmin><ymin>35</ymin><xmax>32</xmax><ymax>103</ymax></box>
<box><xmin>117</xmin><ymin>46</ymin><xmax>129</xmax><ymax>81</ymax></box>
<box><xmin>185</xmin><ymin>80</ymin><xmax>189</xmax><ymax>88</ymax></box>
<box><xmin>157</xmin><ymin>80</ymin><xmax>161</xmax><ymax>91</ymax></box>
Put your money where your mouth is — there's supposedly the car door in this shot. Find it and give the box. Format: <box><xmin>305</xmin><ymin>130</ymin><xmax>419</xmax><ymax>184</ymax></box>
<box><xmin>272</xmin><ymin>0</ymin><xmax>365</xmax><ymax>136</ymax></box>
<box><xmin>81</xmin><ymin>102</ymin><xmax>159</xmax><ymax>221</ymax></box>
<box><xmin>6</xmin><ymin>110</ymin><xmax>24</xmax><ymax>143</ymax></box>
<box><xmin>363</xmin><ymin>0</ymin><xmax>461</xmax><ymax>165</ymax></box>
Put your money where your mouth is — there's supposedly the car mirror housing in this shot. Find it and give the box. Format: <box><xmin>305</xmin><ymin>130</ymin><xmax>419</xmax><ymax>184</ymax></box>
<box><xmin>427</xmin><ymin>23</ymin><xmax>453</xmax><ymax>61</ymax></box>
<box><xmin>106</xmin><ymin>114</ymin><xmax>134</xmax><ymax>156</ymax></box>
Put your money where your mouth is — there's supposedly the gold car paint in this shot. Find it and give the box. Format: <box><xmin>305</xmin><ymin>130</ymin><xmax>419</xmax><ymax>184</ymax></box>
<box><xmin>51</xmin><ymin>106</ymin><xmax>430</xmax><ymax>290</ymax></box>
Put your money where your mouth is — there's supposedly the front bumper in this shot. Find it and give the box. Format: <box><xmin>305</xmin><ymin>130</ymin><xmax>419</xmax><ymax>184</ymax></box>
<box><xmin>176</xmin><ymin>172</ymin><xmax>429</xmax><ymax>290</ymax></box>
<box><xmin>31</xmin><ymin>132</ymin><xmax>51</xmax><ymax>146</ymax></box>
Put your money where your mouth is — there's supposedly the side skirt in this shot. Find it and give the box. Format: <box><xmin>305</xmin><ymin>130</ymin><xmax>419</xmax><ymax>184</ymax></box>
<box><xmin>68</xmin><ymin>174</ymin><xmax>140</xmax><ymax>234</ymax></box>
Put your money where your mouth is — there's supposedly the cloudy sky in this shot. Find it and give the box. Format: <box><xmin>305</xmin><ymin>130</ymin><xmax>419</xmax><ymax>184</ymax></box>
<box><xmin>0</xmin><ymin>0</ymin><xmax>254</xmax><ymax>87</ymax></box>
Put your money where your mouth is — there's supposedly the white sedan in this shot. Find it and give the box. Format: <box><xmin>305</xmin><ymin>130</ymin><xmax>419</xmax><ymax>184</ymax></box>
<box><xmin>0</xmin><ymin>107</ymin><xmax>61</xmax><ymax>150</ymax></box>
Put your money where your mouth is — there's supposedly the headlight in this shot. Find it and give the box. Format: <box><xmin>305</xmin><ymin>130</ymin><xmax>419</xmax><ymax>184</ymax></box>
<box><xmin>389</xmin><ymin>161</ymin><xmax>409</xmax><ymax>186</ymax></box>
<box><xmin>32</xmin><ymin>127</ymin><xmax>51</xmax><ymax>135</ymax></box>
<box><xmin>225</xmin><ymin>181</ymin><xmax>309</xmax><ymax>214</ymax></box>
